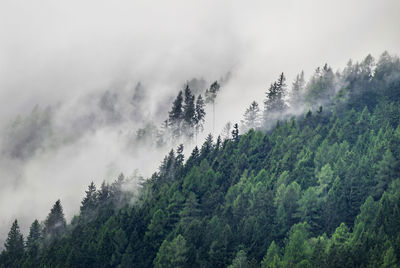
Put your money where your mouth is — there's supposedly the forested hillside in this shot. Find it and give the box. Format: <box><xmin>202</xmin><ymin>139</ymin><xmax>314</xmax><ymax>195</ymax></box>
<box><xmin>1</xmin><ymin>52</ymin><xmax>400</xmax><ymax>267</ymax></box>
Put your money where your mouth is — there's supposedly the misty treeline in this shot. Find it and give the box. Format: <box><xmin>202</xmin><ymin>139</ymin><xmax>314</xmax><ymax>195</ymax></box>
<box><xmin>0</xmin><ymin>78</ymin><xmax>226</xmax><ymax>177</ymax></box>
<box><xmin>240</xmin><ymin>53</ymin><xmax>386</xmax><ymax>134</ymax></box>
<box><xmin>1</xmin><ymin>51</ymin><xmax>400</xmax><ymax>267</ymax></box>
<box><xmin>0</xmin><ymin>172</ymin><xmax>143</xmax><ymax>267</ymax></box>
<box><xmin>145</xmin><ymin>81</ymin><xmax>213</xmax><ymax>146</ymax></box>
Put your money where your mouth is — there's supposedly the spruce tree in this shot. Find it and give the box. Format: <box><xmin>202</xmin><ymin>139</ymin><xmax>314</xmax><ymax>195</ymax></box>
<box><xmin>97</xmin><ymin>181</ymin><xmax>110</xmax><ymax>205</ymax></box>
<box><xmin>4</xmin><ymin>220</ymin><xmax>24</xmax><ymax>261</ymax></box>
<box><xmin>263</xmin><ymin>73</ymin><xmax>288</xmax><ymax>121</ymax></box>
<box><xmin>241</xmin><ymin>101</ymin><xmax>261</xmax><ymax>133</ymax></box>
<box><xmin>261</xmin><ymin>241</ymin><xmax>281</xmax><ymax>268</ymax></box>
<box><xmin>156</xmin><ymin>119</ymin><xmax>170</xmax><ymax>147</ymax></box>
<box><xmin>169</xmin><ymin>91</ymin><xmax>183</xmax><ymax>122</ymax></box>
<box><xmin>205</xmin><ymin>81</ymin><xmax>220</xmax><ymax>132</ymax></box>
<box><xmin>191</xmin><ymin>146</ymin><xmax>199</xmax><ymax>159</ymax></box>
<box><xmin>232</xmin><ymin>123</ymin><xmax>239</xmax><ymax>141</ymax></box>
<box><xmin>153</xmin><ymin>234</ymin><xmax>188</xmax><ymax>268</ymax></box>
<box><xmin>221</xmin><ymin>122</ymin><xmax>232</xmax><ymax>140</ymax></box>
<box><xmin>205</xmin><ymin>81</ymin><xmax>220</xmax><ymax>104</ymax></box>
<box><xmin>374</xmin><ymin>149</ymin><xmax>398</xmax><ymax>198</ymax></box>
<box><xmin>183</xmin><ymin>85</ymin><xmax>195</xmax><ymax>129</ymax></box>
<box><xmin>292</xmin><ymin>71</ymin><xmax>305</xmax><ymax>93</ymax></box>
<box><xmin>290</xmin><ymin>71</ymin><xmax>305</xmax><ymax>106</ymax></box>
<box><xmin>43</xmin><ymin>200</ymin><xmax>66</xmax><ymax>243</ymax></box>
<box><xmin>176</xmin><ymin>144</ymin><xmax>184</xmax><ymax>167</ymax></box>
<box><xmin>26</xmin><ymin>220</ymin><xmax>41</xmax><ymax>262</ymax></box>
<box><xmin>201</xmin><ymin>134</ymin><xmax>214</xmax><ymax>156</ymax></box>
<box><xmin>228</xmin><ymin>250</ymin><xmax>249</xmax><ymax>268</ymax></box>
<box><xmin>169</xmin><ymin>91</ymin><xmax>184</xmax><ymax>138</ymax></box>
<box><xmin>194</xmin><ymin>94</ymin><xmax>206</xmax><ymax>142</ymax></box>
<box><xmin>186</xmin><ymin>146</ymin><xmax>200</xmax><ymax>169</ymax></box>
<box><xmin>80</xmin><ymin>182</ymin><xmax>97</xmax><ymax>220</ymax></box>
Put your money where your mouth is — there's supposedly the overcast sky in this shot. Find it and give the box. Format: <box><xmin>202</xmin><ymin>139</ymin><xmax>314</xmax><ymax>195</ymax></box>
<box><xmin>1</xmin><ymin>0</ymin><xmax>400</xmax><ymax>121</ymax></box>
<box><xmin>0</xmin><ymin>0</ymin><xmax>399</xmax><ymax>244</ymax></box>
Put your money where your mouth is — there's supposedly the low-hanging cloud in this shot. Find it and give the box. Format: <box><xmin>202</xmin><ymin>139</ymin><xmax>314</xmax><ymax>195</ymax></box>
<box><xmin>0</xmin><ymin>0</ymin><xmax>400</xmax><ymax>245</ymax></box>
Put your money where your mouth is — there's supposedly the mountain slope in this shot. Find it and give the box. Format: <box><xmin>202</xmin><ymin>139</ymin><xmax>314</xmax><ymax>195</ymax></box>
<box><xmin>1</xmin><ymin>52</ymin><xmax>400</xmax><ymax>268</ymax></box>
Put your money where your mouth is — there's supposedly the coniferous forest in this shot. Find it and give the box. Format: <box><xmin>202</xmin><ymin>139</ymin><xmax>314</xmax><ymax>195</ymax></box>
<box><xmin>1</xmin><ymin>52</ymin><xmax>400</xmax><ymax>268</ymax></box>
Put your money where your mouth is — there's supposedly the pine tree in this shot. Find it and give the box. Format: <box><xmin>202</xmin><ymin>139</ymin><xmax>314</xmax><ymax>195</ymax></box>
<box><xmin>382</xmin><ymin>246</ymin><xmax>397</xmax><ymax>268</ymax></box>
<box><xmin>176</xmin><ymin>144</ymin><xmax>184</xmax><ymax>167</ymax></box>
<box><xmin>228</xmin><ymin>250</ymin><xmax>249</xmax><ymax>268</ymax></box>
<box><xmin>292</xmin><ymin>71</ymin><xmax>305</xmax><ymax>93</ymax></box>
<box><xmin>290</xmin><ymin>71</ymin><xmax>305</xmax><ymax>106</ymax></box>
<box><xmin>221</xmin><ymin>122</ymin><xmax>232</xmax><ymax>140</ymax></box>
<box><xmin>43</xmin><ymin>200</ymin><xmax>66</xmax><ymax>243</ymax></box>
<box><xmin>275</xmin><ymin>182</ymin><xmax>301</xmax><ymax>237</ymax></box>
<box><xmin>156</xmin><ymin>119</ymin><xmax>170</xmax><ymax>147</ymax></box>
<box><xmin>160</xmin><ymin>150</ymin><xmax>176</xmax><ymax>182</ymax></box>
<box><xmin>183</xmin><ymin>85</ymin><xmax>196</xmax><ymax>138</ymax></box>
<box><xmin>327</xmin><ymin>223</ymin><xmax>352</xmax><ymax>267</ymax></box>
<box><xmin>305</xmin><ymin>64</ymin><xmax>335</xmax><ymax>105</ymax></box>
<box><xmin>205</xmin><ymin>81</ymin><xmax>220</xmax><ymax>132</ymax></box>
<box><xmin>264</xmin><ymin>73</ymin><xmax>288</xmax><ymax>120</ymax></box>
<box><xmin>201</xmin><ymin>134</ymin><xmax>214</xmax><ymax>157</ymax></box>
<box><xmin>277</xmin><ymin>72</ymin><xmax>286</xmax><ymax>89</ymax></box>
<box><xmin>241</xmin><ymin>101</ymin><xmax>261</xmax><ymax>133</ymax></box>
<box><xmin>80</xmin><ymin>182</ymin><xmax>98</xmax><ymax>220</ymax></box>
<box><xmin>97</xmin><ymin>181</ymin><xmax>110</xmax><ymax>205</ymax></box>
<box><xmin>120</xmin><ymin>243</ymin><xmax>135</xmax><ymax>267</ymax></box>
<box><xmin>179</xmin><ymin>192</ymin><xmax>201</xmax><ymax>225</ymax></box>
<box><xmin>282</xmin><ymin>223</ymin><xmax>311</xmax><ymax>267</ymax></box>
<box><xmin>215</xmin><ymin>135</ymin><xmax>222</xmax><ymax>150</ymax></box>
<box><xmin>194</xmin><ymin>94</ymin><xmax>206</xmax><ymax>142</ymax></box>
<box><xmin>205</xmin><ymin>81</ymin><xmax>220</xmax><ymax>104</ymax></box>
<box><xmin>232</xmin><ymin>123</ymin><xmax>239</xmax><ymax>141</ymax></box>
<box><xmin>169</xmin><ymin>91</ymin><xmax>184</xmax><ymax>138</ymax></box>
<box><xmin>186</xmin><ymin>146</ymin><xmax>200</xmax><ymax>170</ymax></box>
<box><xmin>191</xmin><ymin>146</ymin><xmax>199</xmax><ymax>159</ymax></box>
<box><xmin>261</xmin><ymin>241</ymin><xmax>281</xmax><ymax>268</ymax></box>
<box><xmin>374</xmin><ymin>149</ymin><xmax>398</xmax><ymax>198</ymax></box>
<box><xmin>26</xmin><ymin>220</ymin><xmax>41</xmax><ymax>262</ymax></box>
<box><xmin>153</xmin><ymin>234</ymin><xmax>188</xmax><ymax>268</ymax></box>
<box><xmin>4</xmin><ymin>220</ymin><xmax>24</xmax><ymax>261</ymax></box>
<box><xmin>109</xmin><ymin>173</ymin><xmax>125</xmax><ymax>206</ymax></box>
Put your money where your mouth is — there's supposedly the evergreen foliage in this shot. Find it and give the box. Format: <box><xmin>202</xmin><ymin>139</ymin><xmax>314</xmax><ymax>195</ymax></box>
<box><xmin>2</xmin><ymin>220</ymin><xmax>24</xmax><ymax>267</ymax></box>
<box><xmin>2</xmin><ymin>52</ymin><xmax>400</xmax><ymax>267</ymax></box>
<box><xmin>42</xmin><ymin>200</ymin><xmax>66</xmax><ymax>245</ymax></box>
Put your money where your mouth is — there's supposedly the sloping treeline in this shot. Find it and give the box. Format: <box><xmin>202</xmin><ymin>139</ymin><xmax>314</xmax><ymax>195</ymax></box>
<box><xmin>136</xmin><ymin>81</ymin><xmax>220</xmax><ymax>147</ymax></box>
<box><xmin>1</xmin><ymin>52</ymin><xmax>400</xmax><ymax>267</ymax></box>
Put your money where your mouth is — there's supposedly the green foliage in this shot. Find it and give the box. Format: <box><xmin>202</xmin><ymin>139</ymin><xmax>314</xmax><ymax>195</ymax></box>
<box><xmin>42</xmin><ymin>200</ymin><xmax>66</xmax><ymax>245</ymax></box>
<box><xmin>382</xmin><ymin>246</ymin><xmax>398</xmax><ymax>268</ymax></box>
<box><xmin>154</xmin><ymin>234</ymin><xmax>188</xmax><ymax>268</ymax></box>
<box><xmin>25</xmin><ymin>220</ymin><xmax>41</xmax><ymax>266</ymax></box>
<box><xmin>228</xmin><ymin>250</ymin><xmax>249</xmax><ymax>268</ymax></box>
<box><xmin>374</xmin><ymin>149</ymin><xmax>399</xmax><ymax>198</ymax></box>
<box><xmin>261</xmin><ymin>241</ymin><xmax>281</xmax><ymax>268</ymax></box>
<box><xmin>282</xmin><ymin>223</ymin><xmax>312</xmax><ymax>267</ymax></box>
<box><xmin>264</xmin><ymin>73</ymin><xmax>288</xmax><ymax>114</ymax></box>
<box><xmin>241</xmin><ymin>101</ymin><xmax>261</xmax><ymax>132</ymax></box>
<box><xmin>275</xmin><ymin>182</ymin><xmax>301</xmax><ymax>236</ymax></box>
<box><xmin>80</xmin><ymin>182</ymin><xmax>98</xmax><ymax>221</ymax></box>
<box><xmin>4</xmin><ymin>220</ymin><xmax>24</xmax><ymax>267</ymax></box>
<box><xmin>3</xmin><ymin>52</ymin><xmax>400</xmax><ymax>267</ymax></box>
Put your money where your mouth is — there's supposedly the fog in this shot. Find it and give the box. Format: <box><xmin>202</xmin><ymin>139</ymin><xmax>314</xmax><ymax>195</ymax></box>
<box><xmin>0</xmin><ymin>0</ymin><xmax>399</xmax><ymax>244</ymax></box>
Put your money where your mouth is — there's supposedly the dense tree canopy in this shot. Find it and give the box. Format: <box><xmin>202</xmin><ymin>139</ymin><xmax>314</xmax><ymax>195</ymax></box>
<box><xmin>1</xmin><ymin>52</ymin><xmax>400</xmax><ymax>267</ymax></box>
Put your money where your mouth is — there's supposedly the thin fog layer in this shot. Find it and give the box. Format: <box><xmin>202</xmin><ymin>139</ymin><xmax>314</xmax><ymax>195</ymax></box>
<box><xmin>0</xmin><ymin>0</ymin><xmax>400</xmax><ymax>244</ymax></box>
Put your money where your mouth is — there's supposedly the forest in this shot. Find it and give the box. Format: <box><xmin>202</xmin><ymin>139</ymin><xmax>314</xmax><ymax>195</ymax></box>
<box><xmin>1</xmin><ymin>51</ymin><xmax>400</xmax><ymax>267</ymax></box>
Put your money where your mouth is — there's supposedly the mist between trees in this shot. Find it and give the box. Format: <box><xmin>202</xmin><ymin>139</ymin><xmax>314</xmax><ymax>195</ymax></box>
<box><xmin>0</xmin><ymin>51</ymin><xmax>399</xmax><ymax>265</ymax></box>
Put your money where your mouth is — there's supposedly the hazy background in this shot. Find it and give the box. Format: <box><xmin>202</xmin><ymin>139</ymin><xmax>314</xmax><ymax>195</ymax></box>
<box><xmin>0</xmin><ymin>0</ymin><xmax>399</xmax><ymax>244</ymax></box>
